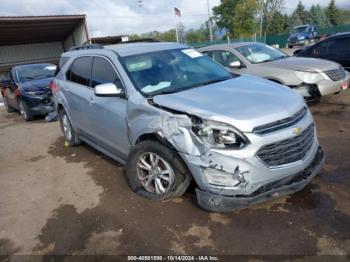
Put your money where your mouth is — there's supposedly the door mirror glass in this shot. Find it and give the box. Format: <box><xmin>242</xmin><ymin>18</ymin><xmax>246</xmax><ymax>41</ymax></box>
<box><xmin>95</xmin><ymin>83</ymin><xmax>124</xmax><ymax>97</ymax></box>
<box><xmin>229</xmin><ymin>61</ymin><xmax>242</xmax><ymax>68</ymax></box>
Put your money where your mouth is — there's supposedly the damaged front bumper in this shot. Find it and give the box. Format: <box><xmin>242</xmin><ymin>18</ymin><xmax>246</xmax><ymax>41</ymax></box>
<box><xmin>293</xmin><ymin>73</ymin><xmax>349</xmax><ymax>99</ymax></box>
<box><xmin>195</xmin><ymin>147</ymin><xmax>325</xmax><ymax>212</ymax></box>
<box><xmin>316</xmin><ymin>76</ymin><xmax>349</xmax><ymax>97</ymax></box>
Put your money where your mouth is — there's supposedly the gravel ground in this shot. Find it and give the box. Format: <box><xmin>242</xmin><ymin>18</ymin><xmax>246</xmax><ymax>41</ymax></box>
<box><xmin>0</xmin><ymin>91</ymin><xmax>350</xmax><ymax>259</ymax></box>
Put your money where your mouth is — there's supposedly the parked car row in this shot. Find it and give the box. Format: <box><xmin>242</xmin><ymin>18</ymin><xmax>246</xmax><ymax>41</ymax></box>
<box><xmin>198</xmin><ymin>42</ymin><xmax>349</xmax><ymax>100</ymax></box>
<box><xmin>0</xmin><ymin>36</ymin><xmax>348</xmax><ymax>211</ymax></box>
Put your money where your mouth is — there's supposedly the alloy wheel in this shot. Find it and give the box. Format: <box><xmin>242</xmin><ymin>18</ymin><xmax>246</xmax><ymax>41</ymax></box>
<box><xmin>62</xmin><ymin>114</ymin><xmax>72</xmax><ymax>141</ymax></box>
<box><xmin>19</xmin><ymin>101</ymin><xmax>27</xmax><ymax>120</ymax></box>
<box><xmin>136</xmin><ymin>152</ymin><xmax>175</xmax><ymax>194</ymax></box>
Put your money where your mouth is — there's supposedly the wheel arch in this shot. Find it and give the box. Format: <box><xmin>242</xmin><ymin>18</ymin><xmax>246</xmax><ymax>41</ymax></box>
<box><xmin>57</xmin><ymin>103</ymin><xmax>64</xmax><ymax>112</ymax></box>
<box><xmin>266</xmin><ymin>78</ymin><xmax>284</xmax><ymax>84</ymax></box>
<box><xmin>135</xmin><ymin>132</ymin><xmax>177</xmax><ymax>152</ymax></box>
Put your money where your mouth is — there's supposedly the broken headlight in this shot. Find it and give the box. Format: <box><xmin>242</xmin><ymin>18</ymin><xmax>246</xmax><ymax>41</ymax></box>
<box><xmin>192</xmin><ymin>117</ymin><xmax>249</xmax><ymax>149</ymax></box>
<box><xmin>295</xmin><ymin>71</ymin><xmax>324</xmax><ymax>84</ymax></box>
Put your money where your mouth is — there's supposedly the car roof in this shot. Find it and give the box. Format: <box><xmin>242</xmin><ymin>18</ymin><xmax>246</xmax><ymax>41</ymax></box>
<box><xmin>328</xmin><ymin>32</ymin><xmax>350</xmax><ymax>39</ymax></box>
<box><xmin>13</xmin><ymin>63</ymin><xmax>55</xmax><ymax>70</ymax></box>
<box><xmin>199</xmin><ymin>42</ymin><xmax>263</xmax><ymax>50</ymax></box>
<box><xmin>64</xmin><ymin>42</ymin><xmax>190</xmax><ymax>58</ymax></box>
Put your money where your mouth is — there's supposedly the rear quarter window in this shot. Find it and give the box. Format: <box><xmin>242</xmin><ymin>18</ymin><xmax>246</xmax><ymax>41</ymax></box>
<box><xmin>66</xmin><ymin>56</ymin><xmax>93</xmax><ymax>86</ymax></box>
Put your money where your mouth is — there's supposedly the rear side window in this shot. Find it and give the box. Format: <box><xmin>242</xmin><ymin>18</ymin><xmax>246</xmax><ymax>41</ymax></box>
<box><xmin>313</xmin><ymin>38</ymin><xmax>350</xmax><ymax>56</ymax></box>
<box><xmin>207</xmin><ymin>50</ymin><xmax>242</xmax><ymax>67</ymax></box>
<box><xmin>91</xmin><ymin>57</ymin><xmax>123</xmax><ymax>88</ymax></box>
<box><xmin>66</xmin><ymin>56</ymin><xmax>93</xmax><ymax>86</ymax></box>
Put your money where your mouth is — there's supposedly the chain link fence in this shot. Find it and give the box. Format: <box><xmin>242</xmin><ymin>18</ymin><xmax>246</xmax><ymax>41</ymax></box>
<box><xmin>190</xmin><ymin>24</ymin><xmax>350</xmax><ymax>48</ymax></box>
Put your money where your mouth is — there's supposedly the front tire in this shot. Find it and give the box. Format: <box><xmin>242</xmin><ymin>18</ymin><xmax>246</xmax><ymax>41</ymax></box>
<box><xmin>126</xmin><ymin>140</ymin><xmax>192</xmax><ymax>200</ymax></box>
<box><xmin>3</xmin><ymin>97</ymin><xmax>14</xmax><ymax>113</ymax></box>
<box><xmin>19</xmin><ymin>99</ymin><xmax>33</xmax><ymax>122</ymax></box>
<box><xmin>58</xmin><ymin>108</ymin><xmax>81</xmax><ymax>146</ymax></box>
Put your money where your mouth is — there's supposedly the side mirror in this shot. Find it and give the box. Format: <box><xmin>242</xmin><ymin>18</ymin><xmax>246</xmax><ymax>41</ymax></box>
<box><xmin>95</xmin><ymin>83</ymin><xmax>124</xmax><ymax>97</ymax></box>
<box><xmin>228</xmin><ymin>61</ymin><xmax>242</xmax><ymax>69</ymax></box>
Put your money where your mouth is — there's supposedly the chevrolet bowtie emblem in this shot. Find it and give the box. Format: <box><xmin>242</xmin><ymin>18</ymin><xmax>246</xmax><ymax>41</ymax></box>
<box><xmin>293</xmin><ymin>127</ymin><xmax>302</xmax><ymax>135</ymax></box>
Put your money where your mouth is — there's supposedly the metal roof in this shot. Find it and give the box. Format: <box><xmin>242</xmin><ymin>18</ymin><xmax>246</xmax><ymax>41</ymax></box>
<box><xmin>91</xmin><ymin>35</ymin><xmax>129</xmax><ymax>45</ymax></box>
<box><xmin>0</xmin><ymin>15</ymin><xmax>87</xmax><ymax>45</ymax></box>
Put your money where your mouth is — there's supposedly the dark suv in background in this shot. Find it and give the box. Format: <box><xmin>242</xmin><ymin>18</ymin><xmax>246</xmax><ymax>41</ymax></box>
<box><xmin>0</xmin><ymin>63</ymin><xmax>56</xmax><ymax>121</ymax></box>
<box><xmin>295</xmin><ymin>33</ymin><xmax>350</xmax><ymax>71</ymax></box>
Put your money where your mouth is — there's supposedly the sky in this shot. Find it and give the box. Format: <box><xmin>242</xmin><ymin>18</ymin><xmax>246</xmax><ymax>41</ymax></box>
<box><xmin>0</xmin><ymin>0</ymin><xmax>349</xmax><ymax>37</ymax></box>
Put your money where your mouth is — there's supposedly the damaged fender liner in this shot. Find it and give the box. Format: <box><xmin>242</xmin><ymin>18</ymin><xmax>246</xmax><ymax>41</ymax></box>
<box><xmin>196</xmin><ymin>147</ymin><xmax>325</xmax><ymax>212</ymax></box>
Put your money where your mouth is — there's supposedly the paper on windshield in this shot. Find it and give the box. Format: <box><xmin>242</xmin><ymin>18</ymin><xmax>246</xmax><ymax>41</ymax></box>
<box><xmin>141</xmin><ymin>82</ymin><xmax>171</xmax><ymax>93</ymax></box>
<box><xmin>182</xmin><ymin>49</ymin><xmax>203</xmax><ymax>58</ymax></box>
<box><xmin>45</xmin><ymin>66</ymin><xmax>57</xmax><ymax>71</ymax></box>
<box><xmin>246</xmin><ymin>53</ymin><xmax>270</xmax><ymax>63</ymax></box>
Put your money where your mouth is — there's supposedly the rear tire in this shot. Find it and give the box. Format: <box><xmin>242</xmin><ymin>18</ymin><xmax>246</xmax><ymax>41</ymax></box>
<box><xmin>58</xmin><ymin>108</ymin><xmax>81</xmax><ymax>146</ymax></box>
<box><xmin>126</xmin><ymin>140</ymin><xmax>192</xmax><ymax>201</ymax></box>
<box><xmin>19</xmin><ymin>99</ymin><xmax>33</xmax><ymax>122</ymax></box>
<box><xmin>3</xmin><ymin>97</ymin><xmax>14</xmax><ymax>113</ymax></box>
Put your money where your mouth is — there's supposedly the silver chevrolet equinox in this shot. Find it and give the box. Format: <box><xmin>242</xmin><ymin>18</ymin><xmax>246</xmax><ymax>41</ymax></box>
<box><xmin>53</xmin><ymin>42</ymin><xmax>325</xmax><ymax>212</ymax></box>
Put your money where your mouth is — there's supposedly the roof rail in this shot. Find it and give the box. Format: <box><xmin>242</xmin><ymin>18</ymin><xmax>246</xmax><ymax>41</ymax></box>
<box><xmin>122</xmin><ymin>38</ymin><xmax>160</xmax><ymax>44</ymax></box>
<box><xmin>69</xmin><ymin>44</ymin><xmax>104</xmax><ymax>51</ymax></box>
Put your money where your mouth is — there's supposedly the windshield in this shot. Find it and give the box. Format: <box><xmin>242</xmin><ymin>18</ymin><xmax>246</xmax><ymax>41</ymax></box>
<box><xmin>120</xmin><ymin>48</ymin><xmax>233</xmax><ymax>96</ymax></box>
<box><xmin>293</xmin><ymin>26</ymin><xmax>308</xmax><ymax>34</ymax></box>
<box><xmin>236</xmin><ymin>44</ymin><xmax>288</xmax><ymax>64</ymax></box>
<box><xmin>16</xmin><ymin>64</ymin><xmax>57</xmax><ymax>82</ymax></box>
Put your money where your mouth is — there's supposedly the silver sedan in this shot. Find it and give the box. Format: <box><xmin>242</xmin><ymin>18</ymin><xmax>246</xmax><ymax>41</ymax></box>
<box><xmin>199</xmin><ymin>42</ymin><xmax>349</xmax><ymax>100</ymax></box>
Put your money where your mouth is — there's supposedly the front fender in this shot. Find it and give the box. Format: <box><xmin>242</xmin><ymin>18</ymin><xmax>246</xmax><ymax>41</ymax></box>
<box><xmin>126</xmin><ymin>96</ymin><xmax>206</xmax><ymax>156</ymax></box>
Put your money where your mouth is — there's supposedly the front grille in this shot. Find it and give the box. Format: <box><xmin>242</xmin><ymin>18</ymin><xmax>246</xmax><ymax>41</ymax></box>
<box><xmin>325</xmin><ymin>67</ymin><xmax>346</xmax><ymax>81</ymax></box>
<box><xmin>289</xmin><ymin>37</ymin><xmax>297</xmax><ymax>44</ymax></box>
<box><xmin>238</xmin><ymin>147</ymin><xmax>324</xmax><ymax>198</ymax></box>
<box><xmin>253</xmin><ymin>107</ymin><xmax>307</xmax><ymax>135</ymax></box>
<box><xmin>257</xmin><ymin>124</ymin><xmax>315</xmax><ymax>168</ymax></box>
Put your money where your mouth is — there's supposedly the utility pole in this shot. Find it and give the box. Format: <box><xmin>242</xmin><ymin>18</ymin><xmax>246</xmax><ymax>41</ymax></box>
<box><xmin>207</xmin><ymin>0</ymin><xmax>213</xmax><ymax>42</ymax></box>
<box><xmin>175</xmin><ymin>19</ymin><xmax>179</xmax><ymax>42</ymax></box>
<box><xmin>138</xmin><ymin>0</ymin><xmax>144</xmax><ymax>35</ymax></box>
<box><xmin>259</xmin><ymin>0</ymin><xmax>267</xmax><ymax>37</ymax></box>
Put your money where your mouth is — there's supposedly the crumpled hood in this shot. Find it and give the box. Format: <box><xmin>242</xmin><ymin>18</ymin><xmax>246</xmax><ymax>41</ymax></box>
<box><xmin>265</xmin><ymin>57</ymin><xmax>339</xmax><ymax>72</ymax></box>
<box><xmin>153</xmin><ymin>75</ymin><xmax>305</xmax><ymax>132</ymax></box>
<box><xmin>20</xmin><ymin>78</ymin><xmax>52</xmax><ymax>92</ymax></box>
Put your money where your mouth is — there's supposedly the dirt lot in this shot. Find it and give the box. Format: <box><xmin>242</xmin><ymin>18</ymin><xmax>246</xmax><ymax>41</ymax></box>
<box><xmin>0</xmin><ymin>91</ymin><xmax>350</xmax><ymax>259</ymax></box>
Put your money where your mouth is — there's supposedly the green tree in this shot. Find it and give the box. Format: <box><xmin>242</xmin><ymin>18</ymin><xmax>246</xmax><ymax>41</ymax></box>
<box><xmin>339</xmin><ymin>9</ymin><xmax>350</xmax><ymax>24</ymax></box>
<box><xmin>185</xmin><ymin>21</ymin><xmax>219</xmax><ymax>43</ymax></box>
<box><xmin>326</xmin><ymin>0</ymin><xmax>341</xmax><ymax>26</ymax></box>
<box><xmin>287</xmin><ymin>12</ymin><xmax>303</xmax><ymax>32</ymax></box>
<box><xmin>310</xmin><ymin>4</ymin><xmax>329</xmax><ymax>27</ymax></box>
<box><xmin>260</xmin><ymin>0</ymin><xmax>286</xmax><ymax>35</ymax></box>
<box><xmin>267</xmin><ymin>11</ymin><xmax>287</xmax><ymax>34</ymax></box>
<box><xmin>157</xmin><ymin>29</ymin><xmax>177</xmax><ymax>42</ymax></box>
<box><xmin>295</xmin><ymin>1</ymin><xmax>309</xmax><ymax>24</ymax></box>
<box><xmin>213</xmin><ymin>0</ymin><xmax>259</xmax><ymax>38</ymax></box>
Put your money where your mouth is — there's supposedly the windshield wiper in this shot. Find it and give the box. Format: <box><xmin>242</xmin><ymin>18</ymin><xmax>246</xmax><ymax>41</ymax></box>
<box><xmin>148</xmin><ymin>77</ymin><xmax>232</xmax><ymax>97</ymax></box>
<box><xmin>259</xmin><ymin>56</ymin><xmax>287</xmax><ymax>63</ymax></box>
<box><xmin>185</xmin><ymin>77</ymin><xmax>232</xmax><ymax>90</ymax></box>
